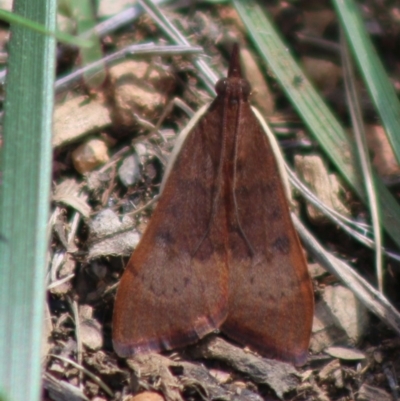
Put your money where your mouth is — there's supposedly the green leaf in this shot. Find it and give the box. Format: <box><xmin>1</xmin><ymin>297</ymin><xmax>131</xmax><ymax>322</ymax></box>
<box><xmin>333</xmin><ymin>0</ymin><xmax>400</xmax><ymax>165</ymax></box>
<box><xmin>0</xmin><ymin>0</ymin><xmax>56</xmax><ymax>400</ymax></box>
<box><xmin>0</xmin><ymin>8</ymin><xmax>92</xmax><ymax>47</ymax></box>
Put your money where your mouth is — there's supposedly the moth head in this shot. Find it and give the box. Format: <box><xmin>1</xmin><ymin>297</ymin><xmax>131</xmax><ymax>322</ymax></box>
<box><xmin>215</xmin><ymin>77</ymin><xmax>251</xmax><ymax>104</ymax></box>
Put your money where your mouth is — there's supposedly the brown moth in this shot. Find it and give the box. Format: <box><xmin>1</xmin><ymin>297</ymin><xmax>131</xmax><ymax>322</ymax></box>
<box><xmin>113</xmin><ymin>44</ymin><xmax>314</xmax><ymax>366</ymax></box>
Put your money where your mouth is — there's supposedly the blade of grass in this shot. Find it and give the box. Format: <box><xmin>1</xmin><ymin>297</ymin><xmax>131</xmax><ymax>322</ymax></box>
<box><xmin>233</xmin><ymin>0</ymin><xmax>400</xmax><ymax>250</ymax></box>
<box><xmin>0</xmin><ymin>0</ymin><xmax>56</xmax><ymax>400</ymax></box>
<box><xmin>0</xmin><ymin>8</ymin><xmax>91</xmax><ymax>47</ymax></box>
<box><xmin>333</xmin><ymin>0</ymin><xmax>400</xmax><ymax>165</ymax></box>
<box><xmin>69</xmin><ymin>0</ymin><xmax>106</xmax><ymax>88</ymax></box>
<box><xmin>341</xmin><ymin>30</ymin><xmax>383</xmax><ymax>291</ymax></box>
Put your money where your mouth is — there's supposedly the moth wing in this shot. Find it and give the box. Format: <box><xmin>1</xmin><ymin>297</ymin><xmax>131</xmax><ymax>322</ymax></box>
<box><xmin>113</xmin><ymin>101</ymin><xmax>229</xmax><ymax>357</ymax></box>
<box><xmin>222</xmin><ymin>105</ymin><xmax>314</xmax><ymax>366</ymax></box>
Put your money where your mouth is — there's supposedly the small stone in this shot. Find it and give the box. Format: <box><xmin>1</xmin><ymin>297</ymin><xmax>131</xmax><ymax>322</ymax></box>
<box><xmin>209</xmin><ymin>368</ymin><xmax>231</xmax><ymax>383</ymax></box>
<box><xmin>308</xmin><ymin>262</ymin><xmax>327</xmax><ymax>278</ymax></box>
<box><xmin>129</xmin><ymin>392</ymin><xmax>165</xmax><ymax>401</ymax></box>
<box><xmin>310</xmin><ymin>285</ymin><xmax>369</xmax><ymax>353</ymax></box>
<box><xmin>88</xmin><ymin>209</ymin><xmax>140</xmax><ymax>259</ymax></box>
<box><xmin>79</xmin><ymin>305</ymin><xmax>93</xmax><ymax>320</ymax></box>
<box><xmin>135</xmin><ymin>143</ymin><xmax>148</xmax><ymax>160</ymax></box>
<box><xmin>109</xmin><ymin>60</ymin><xmax>174</xmax><ymax>127</ymax></box>
<box><xmin>295</xmin><ymin>155</ymin><xmax>350</xmax><ymax>224</ymax></box>
<box><xmin>332</xmin><ymin>368</ymin><xmax>344</xmax><ymax>388</ymax></box>
<box><xmin>365</xmin><ymin>124</ymin><xmax>400</xmax><ymax>182</ymax></box>
<box><xmin>119</xmin><ymin>153</ymin><xmax>141</xmax><ymax>187</ymax></box>
<box><xmin>53</xmin><ymin>96</ymin><xmax>112</xmax><ymax>148</ymax></box>
<box><xmin>48</xmin><ymin>361</ymin><xmax>65</xmax><ymax>375</ymax></box>
<box><xmin>373</xmin><ymin>349</ymin><xmax>384</xmax><ymax>363</ymax></box>
<box><xmin>72</xmin><ymin>139</ymin><xmax>109</xmax><ymax>174</ymax></box>
<box><xmin>80</xmin><ymin>318</ymin><xmax>103</xmax><ymax>351</ymax></box>
<box><xmin>323</xmin><ymin>285</ymin><xmax>369</xmax><ymax>343</ymax></box>
<box><xmin>310</xmin><ymin>300</ymin><xmax>348</xmax><ymax>353</ymax></box>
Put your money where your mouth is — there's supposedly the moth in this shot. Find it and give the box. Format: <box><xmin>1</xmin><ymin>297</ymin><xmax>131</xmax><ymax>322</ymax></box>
<box><xmin>113</xmin><ymin>44</ymin><xmax>314</xmax><ymax>366</ymax></box>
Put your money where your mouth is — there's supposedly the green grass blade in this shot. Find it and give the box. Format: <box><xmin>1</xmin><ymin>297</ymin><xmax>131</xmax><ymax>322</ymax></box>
<box><xmin>70</xmin><ymin>0</ymin><xmax>106</xmax><ymax>87</ymax></box>
<box><xmin>0</xmin><ymin>0</ymin><xmax>56</xmax><ymax>400</ymax></box>
<box><xmin>333</xmin><ymin>0</ymin><xmax>400</xmax><ymax>164</ymax></box>
<box><xmin>341</xmin><ymin>32</ymin><xmax>383</xmax><ymax>291</ymax></box>
<box><xmin>233</xmin><ymin>0</ymin><xmax>400</xmax><ymax>249</ymax></box>
<box><xmin>0</xmin><ymin>8</ymin><xmax>91</xmax><ymax>47</ymax></box>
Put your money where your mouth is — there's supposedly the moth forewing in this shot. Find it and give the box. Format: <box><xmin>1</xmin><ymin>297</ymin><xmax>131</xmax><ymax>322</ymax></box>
<box><xmin>251</xmin><ymin>106</ymin><xmax>292</xmax><ymax>203</ymax></box>
<box><xmin>161</xmin><ymin>103</ymin><xmax>210</xmax><ymax>193</ymax></box>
